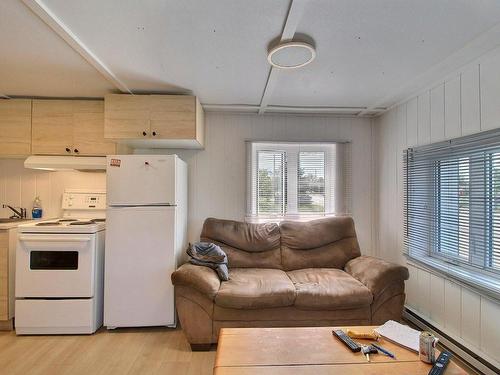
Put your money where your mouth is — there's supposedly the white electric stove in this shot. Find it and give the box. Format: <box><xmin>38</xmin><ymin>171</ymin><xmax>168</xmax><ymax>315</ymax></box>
<box><xmin>20</xmin><ymin>218</ymin><xmax>106</xmax><ymax>234</ymax></box>
<box><xmin>15</xmin><ymin>189</ymin><xmax>106</xmax><ymax>335</ymax></box>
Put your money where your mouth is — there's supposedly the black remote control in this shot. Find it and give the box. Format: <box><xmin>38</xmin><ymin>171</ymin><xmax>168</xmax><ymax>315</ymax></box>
<box><xmin>332</xmin><ymin>329</ymin><xmax>361</xmax><ymax>352</ymax></box>
<box><xmin>428</xmin><ymin>351</ymin><xmax>452</xmax><ymax>375</ymax></box>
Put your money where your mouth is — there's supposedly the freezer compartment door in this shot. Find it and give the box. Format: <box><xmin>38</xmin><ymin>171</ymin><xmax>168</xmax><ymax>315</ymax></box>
<box><xmin>107</xmin><ymin>155</ymin><xmax>177</xmax><ymax>206</ymax></box>
<box><xmin>104</xmin><ymin>206</ymin><xmax>176</xmax><ymax>327</ymax></box>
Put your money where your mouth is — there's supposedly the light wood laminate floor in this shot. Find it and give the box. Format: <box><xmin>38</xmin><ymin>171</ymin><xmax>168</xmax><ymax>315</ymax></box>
<box><xmin>0</xmin><ymin>327</ymin><xmax>215</xmax><ymax>375</ymax></box>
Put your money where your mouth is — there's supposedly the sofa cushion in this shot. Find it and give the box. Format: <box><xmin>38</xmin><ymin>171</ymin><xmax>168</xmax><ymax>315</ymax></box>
<box><xmin>215</xmin><ymin>268</ymin><xmax>296</xmax><ymax>309</ymax></box>
<box><xmin>280</xmin><ymin>217</ymin><xmax>361</xmax><ymax>271</ymax></box>
<box><xmin>201</xmin><ymin>218</ymin><xmax>282</xmax><ymax>269</ymax></box>
<box><xmin>287</xmin><ymin>268</ymin><xmax>373</xmax><ymax>310</ymax></box>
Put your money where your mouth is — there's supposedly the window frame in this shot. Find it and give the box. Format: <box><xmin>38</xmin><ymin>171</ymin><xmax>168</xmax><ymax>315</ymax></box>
<box><xmin>404</xmin><ymin>131</ymin><xmax>500</xmax><ymax>300</ymax></box>
<box><xmin>247</xmin><ymin>141</ymin><xmax>350</xmax><ymax>222</ymax></box>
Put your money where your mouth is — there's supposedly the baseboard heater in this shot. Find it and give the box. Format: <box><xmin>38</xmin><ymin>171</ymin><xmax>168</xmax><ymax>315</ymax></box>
<box><xmin>403</xmin><ymin>307</ymin><xmax>499</xmax><ymax>375</ymax></box>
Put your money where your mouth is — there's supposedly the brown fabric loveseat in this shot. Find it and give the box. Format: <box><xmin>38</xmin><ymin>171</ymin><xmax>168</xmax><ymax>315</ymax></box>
<box><xmin>171</xmin><ymin>216</ymin><xmax>409</xmax><ymax>350</ymax></box>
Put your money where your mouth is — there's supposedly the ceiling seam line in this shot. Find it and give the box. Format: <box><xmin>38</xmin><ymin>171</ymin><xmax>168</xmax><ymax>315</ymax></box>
<box><xmin>258</xmin><ymin>0</ymin><xmax>308</xmax><ymax>114</ymax></box>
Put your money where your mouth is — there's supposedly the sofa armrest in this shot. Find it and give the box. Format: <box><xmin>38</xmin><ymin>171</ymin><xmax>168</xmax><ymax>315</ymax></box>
<box><xmin>171</xmin><ymin>263</ymin><xmax>221</xmax><ymax>300</ymax></box>
<box><xmin>344</xmin><ymin>256</ymin><xmax>409</xmax><ymax>298</ymax></box>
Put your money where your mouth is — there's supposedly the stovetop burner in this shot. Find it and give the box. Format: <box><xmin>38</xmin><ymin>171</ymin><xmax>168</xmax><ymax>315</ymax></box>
<box><xmin>36</xmin><ymin>222</ymin><xmax>61</xmax><ymax>226</ymax></box>
<box><xmin>69</xmin><ymin>221</ymin><xmax>94</xmax><ymax>226</ymax></box>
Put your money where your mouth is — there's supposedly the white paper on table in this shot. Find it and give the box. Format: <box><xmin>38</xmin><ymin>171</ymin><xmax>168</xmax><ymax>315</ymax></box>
<box><xmin>374</xmin><ymin>320</ymin><xmax>420</xmax><ymax>352</ymax></box>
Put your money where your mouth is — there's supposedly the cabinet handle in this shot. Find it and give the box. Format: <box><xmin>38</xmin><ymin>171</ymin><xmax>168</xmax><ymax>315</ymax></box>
<box><xmin>143</xmin><ymin>131</ymin><xmax>147</xmax><ymax>136</ymax></box>
<box><xmin>152</xmin><ymin>131</ymin><xmax>157</xmax><ymax>136</ymax></box>
<box><xmin>74</xmin><ymin>149</ymin><xmax>79</xmax><ymax>154</ymax></box>
<box><xmin>65</xmin><ymin>148</ymin><xmax>71</xmax><ymax>153</ymax></box>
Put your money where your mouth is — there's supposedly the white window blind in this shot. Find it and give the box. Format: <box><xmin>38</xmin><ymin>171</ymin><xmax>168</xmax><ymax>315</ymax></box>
<box><xmin>298</xmin><ymin>151</ymin><xmax>326</xmax><ymax>213</ymax></box>
<box><xmin>247</xmin><ymin>141</ymin><xmax>351</xmax><ymax>221</ymax></box>
<box><xmin>256</xmin><ymin>150</ymin><xmax>286</xmax><ymax>215</ymax></box>
<box><xmin>405</xmin><ymin>129</ymin><xmax>500</xmax><ymax>285</ymax></box>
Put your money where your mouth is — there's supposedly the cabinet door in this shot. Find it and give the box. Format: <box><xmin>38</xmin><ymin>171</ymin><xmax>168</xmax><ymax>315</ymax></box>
<box><xmin>73</xmin><ymin>101</ymin><xmax>116</xmax><ymax>156</ymax></box>
<box><xmin>104</xmin><ymin>94</ymin><xmax>150</xmax><ymax>139</ymax></box>
<box><xmin>0</xmin><ymin>99</ymin><xmax>32</xmax><ymax>156</ymax></box>
<box><xmin>149</xmin><ymin>95</ymin><xmax>196</xmax><ymax>139</ymax></box>
<box><xmin>32</xmin><ymin>100</ymin><xmax>74</xmax><ymax>155</ymax></box>
<box><xmin>0</xmin><ymin>231</ymin><xmax>8</xmax><ymax>321</ymax></box>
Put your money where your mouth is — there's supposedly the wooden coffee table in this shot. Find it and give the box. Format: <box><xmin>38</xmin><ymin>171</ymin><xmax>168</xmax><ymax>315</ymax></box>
<box><xmin>214</xmin><ymin>326</ymin><xmax>468</xmax><ymax>374</ymax></box>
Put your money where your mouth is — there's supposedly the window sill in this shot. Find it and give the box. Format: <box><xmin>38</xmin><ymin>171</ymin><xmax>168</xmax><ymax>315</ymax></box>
<box><xmin>405</xmin><ymin>254</ymin><xmax>500</xmax><ymax>302</ymax></box>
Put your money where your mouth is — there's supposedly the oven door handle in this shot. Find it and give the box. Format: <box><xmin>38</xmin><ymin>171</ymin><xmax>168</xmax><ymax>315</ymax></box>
<box><xmin>18</xmin><ymin>235</ymin><xmax>91</xmax><ymax>242</ymax></box>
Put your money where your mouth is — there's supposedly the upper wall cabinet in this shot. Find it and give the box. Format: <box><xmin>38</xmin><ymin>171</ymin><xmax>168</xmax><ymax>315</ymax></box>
<box><xmin>32</xmin><ymin>100</ymin><xmax>116</xmax><ymax>156</ymax></box>
<box><xmin>104</xmin><ymin>94</ymin><xmax>205</xmax><ymax>149</ymax></box>
<box><xmin>0</xmin><ymin>99</ymin><xmax>32</xmax><ymax>157</ymax></box>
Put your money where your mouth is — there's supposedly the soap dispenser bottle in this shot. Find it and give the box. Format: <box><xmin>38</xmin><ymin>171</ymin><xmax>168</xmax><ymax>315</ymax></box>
<box><xmin>32</xmin><ymin>196</ymin><xmax>43</xmax><ymax>219</ymax></box>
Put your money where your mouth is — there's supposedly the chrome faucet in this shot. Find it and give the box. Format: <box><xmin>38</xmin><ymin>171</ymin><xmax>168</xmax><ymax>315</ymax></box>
<box><xmin>2</xmin><ymin>205</ymin><xmax>27</xmax><ymax>219</ymax></box>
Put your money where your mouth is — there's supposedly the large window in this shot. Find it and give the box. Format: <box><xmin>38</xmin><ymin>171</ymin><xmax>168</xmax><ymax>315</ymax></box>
<box><xmin>405</xmin><ymin>130</ymin><xmax>500</xmax><ymax>292</ymax></box>
<box><xmin>247</xmin><ymin>142</ymin><xmax>350</xmax><ymax>221</ymax></box>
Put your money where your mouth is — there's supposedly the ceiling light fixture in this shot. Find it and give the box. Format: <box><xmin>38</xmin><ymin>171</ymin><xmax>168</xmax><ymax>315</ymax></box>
<box><xmin>267</xmin><ymin>41</ymin><xmax>316</xmax><ymax>69</ymax></box>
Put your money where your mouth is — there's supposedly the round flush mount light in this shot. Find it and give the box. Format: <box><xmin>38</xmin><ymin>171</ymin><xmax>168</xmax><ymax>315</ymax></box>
<box><xmin>267</xmin><ymin>41</ymin><xmax>316</xmax><ymax>69</ymax></box>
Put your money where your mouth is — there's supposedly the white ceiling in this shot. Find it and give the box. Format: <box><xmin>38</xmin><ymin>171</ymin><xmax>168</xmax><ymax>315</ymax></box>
<box><xmin>0</xmin><ymin>0</ymin><xmax>114</xmax><ymax>97</ymax></box>
<box><xmin>2</xmin><ymin>0</ymin><xmax>500</xmax><ymax>115</ymax></box>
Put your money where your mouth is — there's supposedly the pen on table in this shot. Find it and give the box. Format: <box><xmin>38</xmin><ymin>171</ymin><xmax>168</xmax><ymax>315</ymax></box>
<box><xmin>371</xmin><ymin>343</ymin><xmax>396</xmax><ymax>359</ymax></box>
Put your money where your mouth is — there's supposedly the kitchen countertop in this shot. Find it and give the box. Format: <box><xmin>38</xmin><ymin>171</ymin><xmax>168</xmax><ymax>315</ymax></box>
<box><xmin>0</xmin><ymin>219</ymin><xmax>36</xmax><ymax>230</ymax></box>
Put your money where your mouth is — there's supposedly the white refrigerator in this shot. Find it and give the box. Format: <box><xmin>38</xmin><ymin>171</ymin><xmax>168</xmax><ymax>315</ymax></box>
<box><xmin>104</xmin><ymin>154</ymin><xmax>187</xmax><ymax>328</ymax></box>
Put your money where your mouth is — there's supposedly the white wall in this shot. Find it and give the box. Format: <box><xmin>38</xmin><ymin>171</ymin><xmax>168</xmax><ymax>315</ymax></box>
<box><xmin>137</xmin><ymin>112</ymin><xmax>376</xmax><ymax>254</ymax></box>
<box><xmin>0</xmin><ymin>113</ymin><xmax>375</xmax><ymax>251</ymax></box>
<box><xmin>375</xmin><ymin>47</ymin><xmax>500</xmax><ymax>367</ymax></box>
<box><xmin>0</xmin><ymin>159</ymin><xmax>105</xmax><ymax>218</ymax></box>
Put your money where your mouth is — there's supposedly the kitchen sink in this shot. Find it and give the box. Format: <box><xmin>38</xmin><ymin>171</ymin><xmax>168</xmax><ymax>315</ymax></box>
<box><xmin>0</xmin><ymin>217</ymin><xmax>26</xmax><ymax>223</ymax></box>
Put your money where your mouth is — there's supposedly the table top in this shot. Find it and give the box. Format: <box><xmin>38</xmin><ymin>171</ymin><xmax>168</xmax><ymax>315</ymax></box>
<box><xmin>214</xmin><ymin>326</ymin><xmax>468</xmax><ymax>375</ymax></box>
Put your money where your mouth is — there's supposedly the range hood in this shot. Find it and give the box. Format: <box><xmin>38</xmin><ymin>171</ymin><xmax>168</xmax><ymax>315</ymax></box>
<box><xmin>24</xmin><ymin>156</ymin><xmax>107</xmax><ymax>171</ymax></box>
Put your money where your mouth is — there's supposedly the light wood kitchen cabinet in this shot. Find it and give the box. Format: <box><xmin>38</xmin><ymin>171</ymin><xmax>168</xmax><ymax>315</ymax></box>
<box><xmin>103</xmin><ymin>94</ymin><xmax>150</xmax><ymax>139</ymax></box>
<box><xmin>104</xmin><ymin>94</ymin><xmax>205</xmax><ymax>148</ymax></box>
<box><xmin>72</xmin><ymin>101</ymin><xmax>117</xmax><ymax>156</ymax></box>
<box><xmin>0</xmin><ymin>99</ymin><xmax>32</xmax><ymax>157</ymax></box>
<box><xmin>32</xmin><ymin>100</ymin><xmax>73</xmax><ymax>155</ymax></box>
<box><xmin>0</xmin><ymin>229</ymin><xmax>16</xmax><ymax>330</ymax></box>
<box><xmin>32</xmin><ymin>99</ymin><xmax>116</xmax><ymax>156</ymax></box>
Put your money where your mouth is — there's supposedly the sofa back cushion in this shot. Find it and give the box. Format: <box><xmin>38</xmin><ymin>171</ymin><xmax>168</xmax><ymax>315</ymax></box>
<box><xmin>200</xmin><ymin>218</ymin><xmax>282</xmax><ymax>269</ymax></box>
<box><xmin>280</xmin><ymin>216</ymin><xmax>361</xmax><ymax>271</ymax></box>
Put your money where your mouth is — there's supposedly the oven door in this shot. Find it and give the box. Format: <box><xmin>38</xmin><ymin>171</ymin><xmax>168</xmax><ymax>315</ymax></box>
<box><xmin>16</xmin><ymin>233</ymin><xmax>96</xmax><ymax>298</ymax></box>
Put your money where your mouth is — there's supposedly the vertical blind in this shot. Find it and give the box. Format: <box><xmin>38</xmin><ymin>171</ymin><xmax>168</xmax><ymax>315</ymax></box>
<box><xmin>247</xmin><ymin>141</ymin><xmax>351</xmax><ymax>220</ymax></box>
<box><xmin>404</xmin><ymin>129</ymin><xmax>500</xmax><ymax>276</ymax></box>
